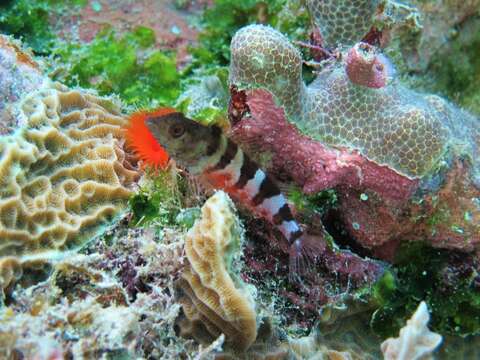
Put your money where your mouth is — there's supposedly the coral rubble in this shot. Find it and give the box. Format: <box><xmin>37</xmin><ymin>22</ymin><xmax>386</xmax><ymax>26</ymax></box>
<box><xmin>175</xmin><ymin>191</ymin><xmax>257</xmax><ymax>352</ymax></box>
<box><xmin>0</xmin><ymin>225</ymin><xmax>191</xmax><ymax>359</ymax></box>
<box><xmin>381</xmin><ymin>302</ymin><xmax>442</xmax><ymax>360</ymax></box>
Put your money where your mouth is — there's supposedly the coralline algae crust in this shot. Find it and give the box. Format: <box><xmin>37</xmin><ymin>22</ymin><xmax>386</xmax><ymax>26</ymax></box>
<box><xmin>228</xmin><ymin>12</ymin><xmax>480</xmax><ymax>256</ymax></box>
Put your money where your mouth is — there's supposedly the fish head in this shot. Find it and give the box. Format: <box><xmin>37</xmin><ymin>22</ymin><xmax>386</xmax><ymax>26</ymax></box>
<box><xmin>146</xmin><ymin>112</ymin><xmax>217</xmax><ymax>168</ymax></box>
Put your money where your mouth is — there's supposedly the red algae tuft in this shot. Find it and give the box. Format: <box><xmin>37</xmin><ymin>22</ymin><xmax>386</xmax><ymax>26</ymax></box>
<box><xmin>124</xmin><ymin>108</ymin><xmax>174</xmax><ymax>169</ymax></box>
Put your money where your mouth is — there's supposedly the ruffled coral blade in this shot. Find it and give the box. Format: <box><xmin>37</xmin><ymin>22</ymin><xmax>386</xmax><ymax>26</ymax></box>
<box><xmin>124</xmin><ymin>108</ymin><xmax>176</xmax><ymax>169</ymax></box>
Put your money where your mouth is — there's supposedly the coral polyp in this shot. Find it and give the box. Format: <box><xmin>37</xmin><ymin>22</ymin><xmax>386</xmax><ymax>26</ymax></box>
<box><xmin>306</xmin><ymin>0</ymin><xmax>379</xmax><ymax>47</ymax></box>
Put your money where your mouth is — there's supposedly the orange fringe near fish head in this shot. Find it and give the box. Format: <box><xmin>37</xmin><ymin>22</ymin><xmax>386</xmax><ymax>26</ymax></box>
<box><xmin>124</xmin><ymin>108</ymin><xmax>176</xmax><ymax>169</ymax></box>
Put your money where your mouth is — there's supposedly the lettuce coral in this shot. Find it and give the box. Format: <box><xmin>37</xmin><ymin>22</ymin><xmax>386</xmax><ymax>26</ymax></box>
<box><xmin>175</xmin><ymin>191</ymin><xmax>257</xmax><ymax>352</ymax></box>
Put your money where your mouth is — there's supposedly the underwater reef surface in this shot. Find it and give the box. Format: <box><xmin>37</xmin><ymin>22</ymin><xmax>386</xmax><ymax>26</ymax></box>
<box><xmin>229</xmin><ymin>24</ymin><xmax>480</xmax><ymax>259</ymax></box>
<box><xmin>0</xmin><ymin>0</ymin><xmax>479</xmax><ymax>359</ymax></box>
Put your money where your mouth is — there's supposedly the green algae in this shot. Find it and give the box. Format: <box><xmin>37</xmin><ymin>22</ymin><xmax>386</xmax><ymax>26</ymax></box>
<box><xmin>0</xmin><ymin>0</ymin><xmax>86</xmax><ymax>54</ymax></box>
<box><xmin>191</xmin><ymin>0</ymin><xmax>284</xmax><ymax>67</ymax></box>
<box><xmin>426</xmin><ymin>17</ymin><xmax>480</xmax><ymax>115</ymax></box>
<box><xmin>190</xmin><ymin>0</ymin><xmax>309</xmax><ymax>68</ymax></box>
<box><xmin>2</xmin><ymin>2</ymin><xmax>182</xmax><ymax>109</ymax></box>
<box><xmin>371</xmin><ymin>242</ymin><xmax>480</xmax><ymax>338</ymax></box>
<box><xmin>288</xmin><ymin>188</ymin><xmax>337</xmax><ymax>220</ymax></box>
<box><xmin>128</xmin><ymin>168</ymin><xmax>198</xmax><ymax>229</ymax></box>
<box><xmin>51</xmin><ymin>27</ymin><xmax>181</xmax><ymax>108</ymax></box>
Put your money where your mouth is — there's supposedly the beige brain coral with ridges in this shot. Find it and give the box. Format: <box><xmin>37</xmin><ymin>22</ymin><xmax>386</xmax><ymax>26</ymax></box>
<box><xmin>0</xmin><ymin>83</ymin><xmax>139</xmax><ymax>259</ymax></box>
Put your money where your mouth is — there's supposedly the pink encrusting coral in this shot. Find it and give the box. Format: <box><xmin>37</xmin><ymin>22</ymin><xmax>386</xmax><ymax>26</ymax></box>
<box><xmin>232</xmin><ymin>89</ymin><xmax>419</xmax><ymax>202</ymax></box>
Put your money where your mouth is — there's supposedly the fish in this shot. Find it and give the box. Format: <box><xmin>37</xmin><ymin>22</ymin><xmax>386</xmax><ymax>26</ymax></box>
<box><xmin>144</xmin><ymin>109</ymin><xmax>321</xmax><ymax>275</ymax></box>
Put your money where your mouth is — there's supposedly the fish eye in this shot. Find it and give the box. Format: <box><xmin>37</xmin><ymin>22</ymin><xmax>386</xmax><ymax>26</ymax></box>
<box><xmin>169</xmin><ymin>123</ymin><xmax>185</xmax><ymax>138</ymax></box>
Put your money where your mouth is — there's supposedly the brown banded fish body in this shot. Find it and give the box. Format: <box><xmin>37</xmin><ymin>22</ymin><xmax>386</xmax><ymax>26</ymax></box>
<box><xmin>146</xmin><ymin>111</ymin><xmax>314</xmax><ymax>273</ymax></box>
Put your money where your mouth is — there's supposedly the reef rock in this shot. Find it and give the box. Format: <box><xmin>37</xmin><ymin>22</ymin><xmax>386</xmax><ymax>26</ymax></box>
<box><xmin>381</xmin><ymin>302</ymin><xmax>442</xmax><ymax>360</ymax></box>
<box><xmin>228</xmin><ymin>20</ymin><xmax>480</xmax><ymax>259</ymax></box>
<box><xmin>0</xmin><ymin>35</ymin><xmax>48</xmax><ymax>134</ymax></box>
<box><xmin>0</xmin><ymin>224</ymin><xmax>192</xmax><ymax>359</ymax></box>
<box><xmin>0</xmin><ymin>80</ymin><xmax>139</xmax><ymax>285</ymax></box>
<box><xmin>175</xmin><ymin>191</ymin><xmax>258</xmax><ymax>352</ymax></box>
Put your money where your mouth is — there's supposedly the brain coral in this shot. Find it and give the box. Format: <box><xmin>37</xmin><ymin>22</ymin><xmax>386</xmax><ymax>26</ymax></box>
<box><xmin>230</xmin><ymin>24</ymin><xmax>479</xmax><ymax>180</ymax></box>
<box><xmin>0</xmin><ymin>82</ymin><xmax>139</xmax><ymax>261</ymax></box>
<box><xmin>175</xmin><ymin>191</ymin><xmax>257</xmax><ymax>352</ymax></box>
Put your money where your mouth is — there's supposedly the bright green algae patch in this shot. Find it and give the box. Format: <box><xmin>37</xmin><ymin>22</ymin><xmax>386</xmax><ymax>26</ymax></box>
<box><xmin>0</xmin><ymin>0</ymin><xmax>86</xmax><ymax>53</ymax></box>
<box><xmin>371</xmin><ymin>242</ymin><xmax>480</xmax><ymax>338</ymax></box>
<box><xmin>128</xmin><ymin>168</ymin><xmax>202</xmax><ymax>230</ymax></box>
<box><xmin>52</xmin><ymin>27</ymin><xmax>181</xmax><ymax>108</ymax></box>
<box><xmin>190</xmin><ymin>0</ymin><xmax>309</xmax><ymax>68</ymax></box>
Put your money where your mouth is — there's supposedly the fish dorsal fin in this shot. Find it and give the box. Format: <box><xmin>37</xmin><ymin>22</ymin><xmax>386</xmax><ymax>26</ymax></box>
<box><xmin>148</xmin><ymin>107</ymin><xmax>179</xmax><ymax>117</ymax></box>
<box><xmin>124</xmin><ymin>108</ymin><xmax>175</xmax><ymax>169</ymax></box>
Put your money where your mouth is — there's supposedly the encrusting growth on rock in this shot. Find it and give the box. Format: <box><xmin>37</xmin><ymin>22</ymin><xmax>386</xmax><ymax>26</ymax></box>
<box><xmin>175</xmin><ymin>191</ymin><xmax>257</xmax><ymax>352</ymax></box>
<box><xmin>229</xmin><ymin>24</ymin><xmax>478</xmax><ymax>179</ymax></box>
<box><xmin>345</xmin><ymin>42</ymin><xmax>396</xmax><ymax>89</ymax></box>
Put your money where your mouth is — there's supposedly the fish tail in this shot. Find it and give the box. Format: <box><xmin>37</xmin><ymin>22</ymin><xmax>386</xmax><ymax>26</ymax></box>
<box><xmin>288</xmin><ymin>233</ymin><xmax>326</xmax><ymax>281</ymax></box>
